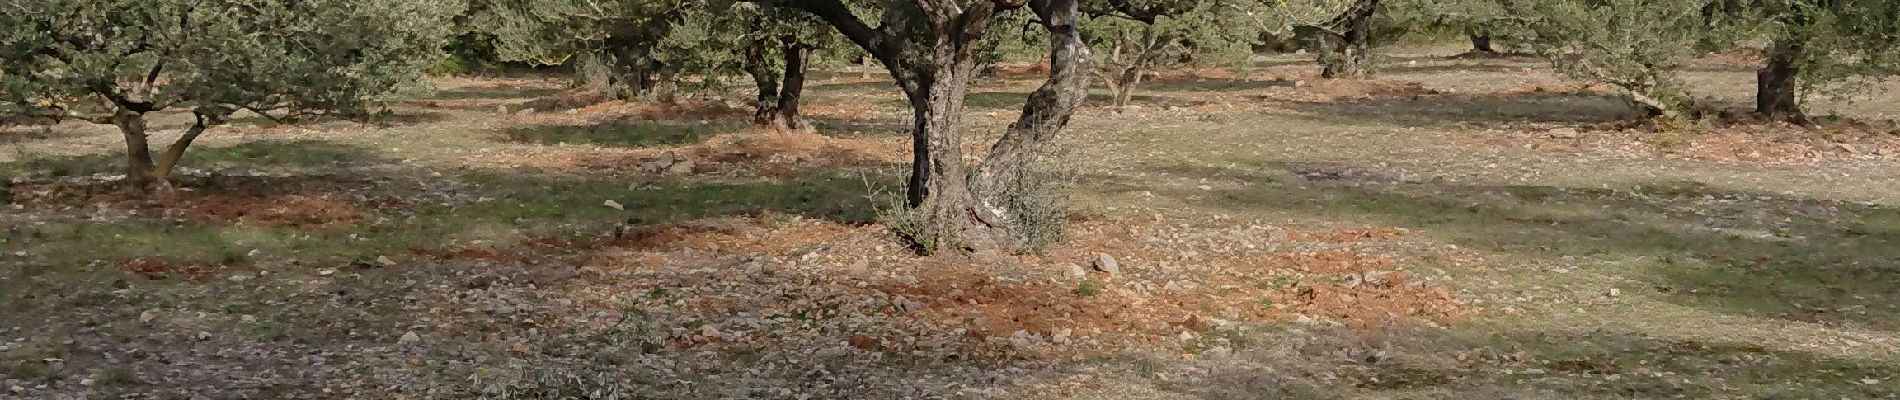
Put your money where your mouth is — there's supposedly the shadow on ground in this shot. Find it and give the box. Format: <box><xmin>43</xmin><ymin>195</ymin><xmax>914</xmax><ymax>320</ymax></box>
<box><xmin>1174</xmin><ymin>324</ymin><xmax>1900</xmax><ymax>399</ymax></box>
<box><xmin>1281</xmin><ymin>91</ymin><xmax>1643</xmax><ymax>128</ymax></box>
<box><xmin>499</xmin><ymin>119</ymin><xmax>751</xmax><ymax>148</ymax></box>
<box><xmin>1130</xmin><ymin>161</ymin><xmax>1900</xmax><ymax>333</ymax></box>
<box><xmin>0</xmin><ymin>140</ymin><xmax>387</xmax><ymax>181</ymax></box>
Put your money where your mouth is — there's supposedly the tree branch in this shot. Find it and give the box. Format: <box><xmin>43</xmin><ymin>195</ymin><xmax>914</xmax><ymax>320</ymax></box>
<box><xmin>762</xmin><ymin>0</ymin><xmax>926</xmax><ymax>98</ymax></box>
<box><xmin>1098</xmin><ymin>0</ymin><xmax>1162</xmax><ymax>23</ymax></box>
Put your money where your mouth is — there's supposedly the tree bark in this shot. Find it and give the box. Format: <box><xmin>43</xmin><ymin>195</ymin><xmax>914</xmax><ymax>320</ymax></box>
<box><xmin>745</xmin><ymin>36</ymin><xmax>782</xmax><ymax>126</ymax></box>
<box><xmin>1321</xmin><ymin>0</ymin><xmax>1378</xmax><ymax>79</ymax></box>
<box><xmin>1467</xmin><ymin>27</ymin><xmax>1495</xmax><ymax>54</ymax></box>
<box><xmin>1756</xmin><ymin>37</ymin><xmax>1806</xmax><ymax>123</ymax></box>
<box><xmin>776</xmin><ymin>37</ymin><xmax>810</xmax><ymax>131</ymax></box>
<box><xmin>1110</xmin><ymin>69</ymin><xmax>1142</xmax><ymax>107</ymax></box>
<box><xmin>975</xmin><ymin>0</ymin><xmax>1093</xmax><ymax>236</ymax></box>
<box><xmin>112</xmin><ymin>109</ymin><xmax>159</xmax><ymax>190</ymax></box>
<box><xmin>110</xmin><ymin>109</ymin><xmax>211</xmax><ymax>191</ymax></box>
<box><xmin>776</xmin><ymin>0</ymin><xmax>1091</xmax><ymax>253</ymax></box>
<box><xmin>152</xmin><ymin>113</ymin><xmax>211</xmax><ymax>184</ymax></box>
<box><xmin>1095</xmin><ymin>30</ymin><xmax>1158</xmax><ymax>108</ymax></box>
<box><xmin>645</xmin><ymin>66</ymin><xmax>680</xmax><ymax>104</ymax></box>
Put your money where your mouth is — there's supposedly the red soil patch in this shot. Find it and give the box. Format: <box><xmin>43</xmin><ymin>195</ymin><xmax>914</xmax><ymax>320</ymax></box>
<box><xmin>185</xmin><ymin>193</ymin><xmax>364</xmax><ymax>228</ymax></box>
<box><xmin>1290</xmin><ymin>273</ymin><xmax>1464</xmax><ymax>329</ymax></box>
<box><xmin>548</xmin><ymin>216</ymin><xmax>1466</xmax><ymax>359</ymax></box>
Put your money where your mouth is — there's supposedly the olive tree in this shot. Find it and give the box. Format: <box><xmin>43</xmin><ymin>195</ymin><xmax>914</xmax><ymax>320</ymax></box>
<box><xmin>0</xmin><ymin>0</ymin><xmax>459</xmax><ymax>190</ymax></box>
<box><xmin>1080</xmin><ymin>0</ymin><xmax>1262</xmax><ymax>107</ymax></box>
<box><xmin>1744</xmin><ymin>0</ymin><xmax>1900</xmax><ymax>122</ymax></box>
<box><xmin>1386</xmin><ymin>0</ymin><xmax>1528</xmax><ymax>55</ymax></box>
<box><xmin>1298</xmin><ymin>0</ymin><xmax>1382</xmax><ymax>78</ymax></box>
<box><xmin>719</xmin><ymin>4</ymin><xmax>851</xmax><ymax>130</ymax></box>
<box><xmin>758</xmin><ymin>0</ymin><xmax>1094</xmax><ymax>254</ymax></box>
<box><xmin>470</xmin><ymin>0</ymin><xmax>690</xmax><ymax>100</ymax></box>
<box><xmin>1502</xmin><ymin>0</ymin><xmax>1718</xmax><ymax>119</ymax></box>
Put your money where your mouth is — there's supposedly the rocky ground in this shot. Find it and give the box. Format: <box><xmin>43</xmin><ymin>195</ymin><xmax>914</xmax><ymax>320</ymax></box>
<box><xmin>4</xmin><ymin>48</ymin><xmax>1899</xmax><ymax>398</ymax></box>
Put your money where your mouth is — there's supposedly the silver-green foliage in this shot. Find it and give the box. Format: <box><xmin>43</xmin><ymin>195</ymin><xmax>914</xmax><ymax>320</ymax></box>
<box><xmin>1503</xmin><ymin>0</ymin><xmax>1721</xmax><ymax>118</ymax></box>
<box><xmin>1385</xmin><ymin>0</ymin><xmax>1530</xmax><ymax>50</ymax></box>
<box><xmin>1754</xmin><ymin>0</ymin><xmax>1900</xmax><ymax>102</ymax></box>
<box><xmin>1080</xmin><ymin>0</ymin><xmax>1264</xmax><ymax>106</ymax></box>
<box><xmin>1</xmin><ymin>0</ymin><xmax>458</xmax><ymax>121</ymax></box>
<box><xmin>0</xmin><ymin>0</ymin><xmax>459</xmax><ymax>187</ymax></box>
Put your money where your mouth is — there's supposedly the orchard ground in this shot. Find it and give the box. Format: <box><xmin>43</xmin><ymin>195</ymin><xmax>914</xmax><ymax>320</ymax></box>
<box><xmin>4</xmin><ymin>46</ymin><xmax>1900</xmax><ymax>398</ymax></box>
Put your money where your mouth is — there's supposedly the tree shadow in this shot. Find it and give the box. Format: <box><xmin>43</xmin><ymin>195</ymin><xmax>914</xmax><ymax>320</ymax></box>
<box><xmin>1179</xmin><ymin>324</ymin><xmax>1900</xmax><ymax>399</ymax></box>
<box><xmin>1280</xmin><ymin>91</ymin><xmax>1643</xmax><ymax>128</ymax></box>
<box><xmin>1</xmin><ymin>140</ymin><xmax>387</xmax><ymax>181</ymax></box>
<box><xmin>499</xmin><ymin>119</ymin><xmax>751</xmax><ymax>148</ymax></box>
<box><xmin>445</xmin><ymin>169</ymin><xmax>889</xmax><ymax>228</ymax></box>
<box><xmin>4</xmin><ymin>164</ymin><xmax>892</xmax><ymax>283</ymax></box>
<box><xmin>1137</xmin><ymin>161</ymin><xmax>1900</xmax><ymax>333</ymax></box>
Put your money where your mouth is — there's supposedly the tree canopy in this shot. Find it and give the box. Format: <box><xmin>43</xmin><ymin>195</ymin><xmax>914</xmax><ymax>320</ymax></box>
<box><xmin>0</xmin><ymin>0</ymin><xmax>459</xmax><ymax>189</ymax></box>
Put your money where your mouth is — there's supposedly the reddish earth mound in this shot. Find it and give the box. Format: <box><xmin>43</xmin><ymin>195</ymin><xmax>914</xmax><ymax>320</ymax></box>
<box><xmin>518</xmin><ymin>216</ymin><xmax>1465</xmax><ymax>360</ymax></box>
<box><xmin>186</xmin><ymin>193</ymin><xmax>364</xmax><ymax>228</ymax></box>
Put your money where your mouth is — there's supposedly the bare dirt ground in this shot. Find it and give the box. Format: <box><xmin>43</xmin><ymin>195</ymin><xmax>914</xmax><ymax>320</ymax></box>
<box><xmin>3</xmin><ymin>47</ymin><xmax>1899</xmax><ymax>399</ymax></box>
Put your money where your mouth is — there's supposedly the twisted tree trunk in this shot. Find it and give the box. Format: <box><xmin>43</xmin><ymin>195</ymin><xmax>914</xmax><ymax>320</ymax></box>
<box><xmin>778</xmin><ymin>0</ymin><xmax>1092</xmax><ymax>254</ymax></box>
<box><xmin>113</xmin><ymin>110</ymin><xmax>159</xmax><ymax>189</ymax></box>
<box><xmin>1756</xmin><ymin>37</ymin><xmax>1806</xmax><ymax>124</ymax></box>
<box><xmin>745</xmin><ymin>36</ymin><xmax>782</xmax><ymax>126</ymax></box>
<box><xmin>1466</xmin><ymin>27</ymin><xmax>1495</xmax><ymax>54</ymax></box>
<box><xmin>744</xmin><ymin>34</ymin><xmax>812</xmax><ymax>131</ymax></box>
<box><xmin>1319</xmin><ymin>0</ymin><xmax>1378</xmax><ymax>79</ymax></box>
<box><xmin>777</xmin><ymin>38</ymin><xmax>810</xmax><ymax>131</ymax></box>
<box><xmin>111</xmin><ymin>109</ymin><xmax>211</xmax><ymax>191</ymax></box>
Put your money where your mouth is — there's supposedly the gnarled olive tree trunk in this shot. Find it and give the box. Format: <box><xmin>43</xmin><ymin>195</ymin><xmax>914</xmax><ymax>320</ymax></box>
<box><xmin>1755</xmin><ymin>38</ymin><xmax>1801</xmax><ymax>123</ymax></box>
<box><xmin>110</xmin><ymin>109</ymin><xmax>212</xmax><ymax>190</ymax></box>
<box><xmin>1756</xmin><ymin>37</ymin><xmax>1806</xmax><ymax>123</ymax></box>
<box><xmin>581</xmin><ymin>37</ymin><xmax>678</xmax><ymax>103</ymax></box>
<box><xmin>781</xmin><ymin>0</ymin><xmax>1092</xmax><ymax>253</ymax></box>
<box><xmin>1309</xmin><ymin>0</ymin><xmax>1378</xmax><ymax>79</ymax></box>
<box><xmin>1466</xmin><ymin>27</ymin><xmax>1495</xmax><ymax>54</ymax></box>
<box><xmin>745</xmin><ymin>35</ymin><xmax>814</xmax><ymax>131</ymax></box>
<box><xmin>1096</xmin><ymin>28</ymin><xmax>1162</xmax><ymax>108</ymax></box>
